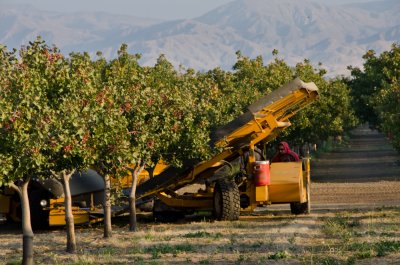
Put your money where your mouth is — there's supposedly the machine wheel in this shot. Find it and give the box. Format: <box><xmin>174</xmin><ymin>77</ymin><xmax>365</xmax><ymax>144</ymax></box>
<box><xmin>290</xmin><ymin>181</ymin><xmax>311</xmax><ymax>215</ymax></box>
<box><xmin>290</xmin><ymin>201</ymin><xmax>308</xmax><ymax>214</ymax></box>
<box><xmin>213</xmin><ymin>179</ymin><xmax>240</xmax><ymax>221</ymax></box>
<box><xmin>29</xmin><ymin>189</ymin><xmax>50</xmax><ymax>229</ymax></box>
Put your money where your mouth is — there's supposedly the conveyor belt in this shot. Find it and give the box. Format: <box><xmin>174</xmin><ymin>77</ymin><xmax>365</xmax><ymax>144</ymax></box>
<box><xmin>210</xmin><ymin>78</ymin><xmax>318</xmax><ymax>147</ymax></box>
<box><xmin>136</xmin><ymin>159</ymin><xmax>200</xmax><ymax>199</ymax></box>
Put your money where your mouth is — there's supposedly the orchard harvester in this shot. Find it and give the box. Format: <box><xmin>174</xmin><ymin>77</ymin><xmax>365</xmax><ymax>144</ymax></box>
<box><xmin>0</xmin><ymin>78</ymin><xmax>318</xmax><ymax>226</ymax></box>
<box><xmin>135</xmin><ymin>77</ymin><xmax>319</xmax><ymax>220</ymax></box>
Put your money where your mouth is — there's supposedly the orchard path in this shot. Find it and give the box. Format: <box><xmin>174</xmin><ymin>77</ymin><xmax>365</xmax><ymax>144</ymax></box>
<box><xmin>310</xmin><ymin>124</ymin><xmax>400</xmax><ymax>209</ymax></box>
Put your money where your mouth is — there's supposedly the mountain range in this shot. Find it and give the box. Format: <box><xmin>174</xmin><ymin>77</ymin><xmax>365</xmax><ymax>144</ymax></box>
<box><xmin>1</xmin><ymin>0</ymin><xmax>399</xmax><ymax>76</ymax></box>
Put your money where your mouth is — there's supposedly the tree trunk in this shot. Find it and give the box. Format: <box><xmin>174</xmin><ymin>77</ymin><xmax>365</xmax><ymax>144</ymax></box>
<box><xmin>11</xmin><ymin>179</ymin><xmax>34</xmax><ymax>265</ymax></box>
<box><xmin>61</xmin><ymin>170</ymin><xmax>76</xmax><ymax>253</ymax></box>
<box><xmin>127</xmin><ymin>163</ymin><xmax>145</xmax><ymax>232</ymax></box>
<box><xmin>147</xmin><ymin>166</ymin><xmax>155</xmax><ymax>178</ymax></box>
<box><xmin>103</xmin><ymin>174</ymin><xmax>112</xmax><ymax>238</ymax></box>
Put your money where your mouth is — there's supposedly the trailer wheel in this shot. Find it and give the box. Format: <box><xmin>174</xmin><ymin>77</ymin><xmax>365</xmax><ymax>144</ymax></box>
<box><xmin>29</xmin><ymin>189</ymin><xmax>50</xmax><ymax>229</ymax></box>
<box><xmin>290</xmin><ymin>201</ymin><xmax>307</xmax><ymax>214</ymax></box>
<box><xmin>290</xmin><ymin>181</ymin><xmax>311</xmax><ymax>215</ymax></box>
<box><xmin>213</xmin><ymin>179</ymin><xmax>240</xmax><ymax>221</ymax></box>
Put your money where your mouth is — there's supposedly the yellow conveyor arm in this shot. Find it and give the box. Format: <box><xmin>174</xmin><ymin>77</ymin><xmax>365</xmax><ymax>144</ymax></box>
<box><xmin>136</xmin><ymin>78</ymin><xmax>319</xmax><ymax>200</ymax></box>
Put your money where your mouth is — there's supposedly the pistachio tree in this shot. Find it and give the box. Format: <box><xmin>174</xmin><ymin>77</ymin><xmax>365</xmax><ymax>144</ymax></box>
<box><xmin>44</xmin><ymin>50</ymin><xmax>100</xmax><ymax>252</ymax></box>
<box><xmin>90</xmin><ymin>52</ymin><xmax>131</xmax><ymax>238</ymax></box>
<box><xmin>0</xmin><ymin>39</ymin><xmax>54</xmax><ymax>265</ymax></box>
<box><xmin>346</xmin><ymin>49</ymin><xmax>388</xmax><ymax>128</ymax></box>
<box><xmin>373</xmin><ymin>81</ymin><xmax>400</xmax><ymax>150</ymax></box>
<box><xmin>369</xmin><ymin>44</ymin><xmax>400</xmax><ymax>150</ymax></box>
<box><xmin>233</xmin><ymin>50</ymin><xmax>293</xmax><ymax>99</ymax></box>
<box><xmin>100</xmin><ymin>44</ymin><xmax>144</xmax><ymax>231</ymax></box>
<box><xmin>104</xmin><ymin>48</ymin><xmax>212</xmax><ymax>231</ymax></box>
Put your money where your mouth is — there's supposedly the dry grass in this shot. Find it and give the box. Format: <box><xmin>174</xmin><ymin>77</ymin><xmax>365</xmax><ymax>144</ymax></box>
<box><xmin>1</xmin><ymin>207</ymin><xmax>400</xmax><ymax>265</ymax></box>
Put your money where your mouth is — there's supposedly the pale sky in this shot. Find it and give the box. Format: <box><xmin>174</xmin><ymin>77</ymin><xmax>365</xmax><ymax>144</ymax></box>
<box><xmin>1</xmin><ymin>0</ymin><xmax>385</xmax><ymax>20</ymax></box>
<box><xmin>2</xmin><ymin>0</ymin><xmax>234</xmax><ymax>19</ymax></box>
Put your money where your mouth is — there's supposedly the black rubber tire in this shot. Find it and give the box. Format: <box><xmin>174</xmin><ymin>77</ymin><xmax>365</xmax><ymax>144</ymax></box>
<box><xmin>29</xmin><ymin>189</ymin><xmax>50</xmax><ymax>229</ymax></box>
<box><xmin>290</xmin><ymin>202</ymin><xmax>308</xmax><ymax>214</ymax></box>
<box><xmin>290</xmin><ymin>182</ymin><xmax>311</xmax><ymax>215</ymax></box>
<box><xmin>213</xmin><ymin>179</ymin><xmax>240</xmax><ymax>221</ymax></box>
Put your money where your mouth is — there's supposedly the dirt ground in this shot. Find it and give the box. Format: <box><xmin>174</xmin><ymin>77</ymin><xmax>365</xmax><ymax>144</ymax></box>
<box><xmin>311</xmin><ymin>124</ymin><xmax>400</xmax><ymax>208</ymax></box>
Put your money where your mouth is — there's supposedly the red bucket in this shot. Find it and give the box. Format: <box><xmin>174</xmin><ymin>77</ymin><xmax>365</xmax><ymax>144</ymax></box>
<box><xmin>253</xmin><ymin>161</ymin><xmax>270</xmax><ymax>186</ymax></box>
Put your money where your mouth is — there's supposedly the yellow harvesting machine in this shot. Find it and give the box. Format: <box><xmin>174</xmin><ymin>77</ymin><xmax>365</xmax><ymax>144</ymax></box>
<box><xmin>134</xmin><ymin>77</ymin><xmax>318</xmax><ymax>220</ymax></box>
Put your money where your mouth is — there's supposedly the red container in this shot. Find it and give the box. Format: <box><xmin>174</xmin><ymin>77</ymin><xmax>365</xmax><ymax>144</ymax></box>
<box><xmin>253</xmin><ymin>161</ymin><xmax>270</xmax><ymax>186</ymax></box>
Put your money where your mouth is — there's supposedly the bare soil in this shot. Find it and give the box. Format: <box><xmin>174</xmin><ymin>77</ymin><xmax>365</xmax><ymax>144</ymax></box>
<box><xmin>1</xmin><ymin>124</ymin><xmax>399</xmax><ymax>264</ymax></box>
<box><xmin>311</xmin><ymin>124</ymin><xmax>400</xmax><ymax>208</ymax></box>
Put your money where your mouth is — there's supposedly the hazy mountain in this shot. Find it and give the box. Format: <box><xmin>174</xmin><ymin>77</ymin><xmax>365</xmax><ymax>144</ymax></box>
<box><xmin>1</xmin><ymin>0</ymin><xmax>399</xmax><ymax>76</ymax></box>
<box><xmin>0</xmin><ymin>4</ymin><xmax>162</xmax><ymax>52</ymax></box>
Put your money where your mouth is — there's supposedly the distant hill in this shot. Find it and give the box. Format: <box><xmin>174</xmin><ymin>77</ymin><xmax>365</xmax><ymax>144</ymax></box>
<box><xmin>1</xmin><ymin>0</ymin><xmax>399</xmax><ymax>77</ymax></box>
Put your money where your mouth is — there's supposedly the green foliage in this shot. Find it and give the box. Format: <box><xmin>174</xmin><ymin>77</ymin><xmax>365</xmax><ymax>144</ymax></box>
<box><xmin>145</xmin><ymin>243</ymin><xmax>193</xmax><ymax>258</ymax></box>
<box><xmin>141</xmin><ymin>55</ymin><xmax>212</xmax><ymax>165</ymax></box>
<box><xmin>92</xmin><ymin>46</ymin><xmax>135</xmax><ymax>174</ymax></box>
<box><xmin>346</xmin><ymin>50</ymin><xmax>384</xmax><ymax>126</ymax></box>
<box><xmin>0</xmin><ymin>38</ymin><xmax>363</xmax><ymax>188</ymax></box>
<box><xmin>375</xmin><ymin>240</ymin><xmax>400</xmax><ymax>257</ymax></box>
<box><xmin>347</xmin><ymin>240</ymin><xmax>400</xmax><ymax>260</ymax></box>
<box><xmin>322</xmin><ymin>214</ymin><xmax>360</xmax><ymax>240</ymax></box>
<box><xmin>281</xmin><ymin>60</ymin><xmax>358</xmax><ymax>145</ymax></box>
<box><xmin>373</xmin><ymin>82</ymin><xmax>400</xmax><ymax>150</ymax></box>
<box><xmin>347</xmin><ymin>43</ymin><xmax>400</xmax><ymax>151</ymax></box>
<box><xmin>97</xmin><ymin>246</ymin><xmax>118</xmax><ymax>255</ymax></box>
<box><xmin>0</xmin><ymin>37</ymin><xmax>54</xmax><ymax>183</ymax></box>
<box><xmin>182</xmin><ymin>231</ymin><xmax>223</xmax><ymax>239</ymax></box>
<box><xmin>195</xmin><ymin>68</ymin><xmax>238</xmax><ymax>132</ymax></box>
<box><xmin>45</xmin><ymin>51</ymin><xmax>101</xmax><ymax>174</ymax></box>
<box><xmin>369</xmin><ymin>44</ymin><xmax>400</xmax><ymax>151</ymax></box>
<box><xmin>347</xmin><ymin>43</ymin><xmax>399</xmax><ymax>125</ymax></box>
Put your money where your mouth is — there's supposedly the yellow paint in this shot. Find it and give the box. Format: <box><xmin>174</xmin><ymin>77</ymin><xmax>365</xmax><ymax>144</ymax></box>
<box><xmin>268</xmin><ymin>162</ymin><xmax>303</xmax><ymax>203</ymax></box>
<box><xmin>114</xmin><ymin>161</ymin><xmax>170</xmax><ymax>188</ymax></box>
<box><xmin>48</xmin><ymin>198</ymin><xmax>90</xmax><ymax>226</ymax></box>
<box><xmin>255</xmin><ymin>185</ymin><xmax>269</xmax><ymax>202</ymax></box>
<box><xmin>157</xmin><ymin>192</ymin><xmax>213</xmax><ymax>209</ymax></box>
